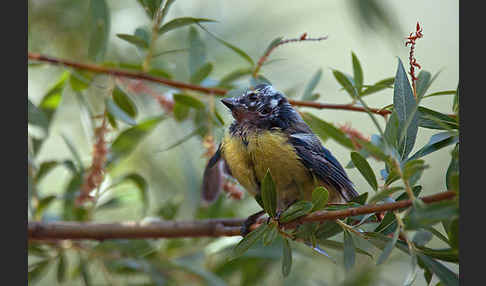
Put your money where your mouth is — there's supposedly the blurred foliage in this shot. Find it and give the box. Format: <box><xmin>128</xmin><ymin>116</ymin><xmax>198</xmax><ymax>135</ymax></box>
<box><xmin>28</xmin><ymin>0</ymin><xmax>458</xmax><ymax>285</ymax></box>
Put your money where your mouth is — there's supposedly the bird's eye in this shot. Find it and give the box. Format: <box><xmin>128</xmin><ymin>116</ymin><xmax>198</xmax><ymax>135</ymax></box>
<box><xmin>248</xmin><ymin>93</ymin><xmax>257</xmax><ymax>101</ymax></box>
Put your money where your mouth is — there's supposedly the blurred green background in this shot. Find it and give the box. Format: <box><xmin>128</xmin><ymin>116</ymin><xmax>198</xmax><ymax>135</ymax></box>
<box><xmin>28</xmin><ymin>0</ymin><xmax>458</xmax><ymax>285</ymax></box>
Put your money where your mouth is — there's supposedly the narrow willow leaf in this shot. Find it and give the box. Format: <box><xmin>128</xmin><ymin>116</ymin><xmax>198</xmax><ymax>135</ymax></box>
<box><xmin>263</xmin><ymin>224</ymin><xmax>278</xmax><ymax>246</ymax></box>
<box><xmin>28</xmin><ymin>259</ymin><xmax>51</xmax><ymax>284</ymax></box>
<box><xmin>351</xmin><ymin>152</ymin><xmax>378</xmax><ymax>191</ymax></box>
<box><xmin>361</xmin><ymin>77</ymin><xmax>394</xmax><ymax>96</ymax></box>
<box><xmin>57</xmin><ymin>252</ymin><xmax>67</xmax><ymax>283</ymax></box>
<box><xmin>302</xmin><ymin>69</ymin><xmax>322</xmax><ymax>101</ymax></box>
<box><xmin>219</xmin><ymin>67</ymin><xmax>253</xmax><ymax>86</ymax></box>
<box><xmin>263</xmin><ymin>37</ymin><xmax>283</xmax><ymax>56</ymax></box>
<box><xmin>408</xmin><ymin>132</ymin><xmax>458</xmax><ymax>161</ymax></box>
<box><xmin>343</xmin><ymin>230</ymin><xmax>356</xmax><ymax>271</ymax></box>
<box><xmin>368</xmin><ymin>186</ymin><xmax>404</xmax><ymax>204</ymax></box>
<box><xmin>448</xmin><ymin>217</ymin><xmax>459</xmax><ymax>249</ymax></box>
<box><xmin>173</xmin><ymin>102</ymin><xmax>190</xmax><ymax>121</ymax></box>
<box><xmin>70</xmin><ymin>70</ymin><xmax>94</xmax><ymax>92</ymax></box>
<box><xmin>282</xmin><ymin>238</ymin><xmax>292</xmax><ymax>277</ymax></box>
<box><xmin>301</xmin><ymin>113</ymin><xmax>354</xmax><ymax>149</ymax></box>
<box><xmin>393</xmin><ymin>58</ymin><xmax>419</xmax><ymax>160</ymax></box>
<box><xmin>136</xmin><ymin>0</ymin><xmax>163</xmax><ymax>19</ymax></box>
<box><xmin>117</xmin><ymin>173</ymin><xmax>149</xmax><ymax>216</ymax></box>
<box><xmin>61</xmin><ymin>134</ymin><xmax>84</xmax><ymax>172</ymax></box>
<box><xmin>384</xmin><ymin>111</ymin><xmax>399</xmax><ymax>149</ymax></box>
<box><xmin>188</xmin><ymin>26</ymin><xmax>206</xmax><ymax>77</ymax></box>
<box><xmin>190</xmin><ymin>62</ymin><xmax>213</xmax><ymax>84</ymax></box>
<box><xmin>317</xmin><ymin>239</ymin><xmax>373</xmax><ymax>258</ymax></box>
<box><xmin>261</xmin><ymin>169</ymin><xmax>277</xmax><ymax>218</ymax></box>
<box><xmin>412</xmin><ymin>230</ymin><xmax>433</xmax><ymax>247</ymax></box>
<box><xmin>423</xmin><ymin>90</ymin><xmax>456</xmax><ymax>99</ymax></box>
<box><xmin>350</xmin><ymin>192</ymin><xmax>368</xmax><ymax>205</ymax></box>
<box><xmin>403</xmin><ymin>251</ymin><xmax>419</xmax><ymax>286</ymax></box>
<box><xmin>279</xmin><ymin>201</ymin><xmax>313</xmax><ymax>223</ymax></box>
<box><xmin>229</xmin><ymin>224</ymin><xmax>268</xmax><ymax>261</ymax></box>
<box><xmin>113</xmin><ymin>86</ymin><xmax>138</xmax><ymax>118</ymax></box>
<box><xmin>173</xmin><ymin>93</ymin><xmax>205</xmax><ymax>109</ymax></box>
<box><xmin>446</xmin><ymin>144</ymin><xmax>459</xmax><ymax>192</ymax></box>
<box><xmin>28</xmin><ymin>99</ymin><xmax>49</xmax><ymax>134</ymax></box>
<box><xmin>416</xmin><ymin>247</ymin><xmax>458</xmax><ymax>263</ymax></box>
<box><xmin>88</xmin><ymin>0</ymin><xmax>110</xmax><ymax>62</ymax></box>
<box><xmin>311</xmin><ymin>186</ymin><xmax>329</xmax><ymax>211</ymax></box>
<box><xmin>315</xmin><ymin>221</ymin><xmax>343</xmax><ymax>239</ymax></box>
<box><xmin>332</xmin><ymin>69</ymin><xmax>358</xmax><ymax>99</ymax></box>
<box><xmin>452</xmin><ymin>83</ymin><xmax>459</xmax><ymax>114</ymax></box>
<box><xmin>351</xmin><ymin>52</ymin><xmax>363</xmax><ymax>92</ymax></box>
<box><xmin>157</xmin><ymin>128</ymin><xmax>200</xmax><ymax>152</ymax></box>
<box><xmin>417</xmin><ymin>253</ymin><xmax>459</xmax><ymax>286</ymax></box>
<box><xmin>415</xmin><ymin>70</ymin><xmax>432</xmax><ymax>99</ymax></box>
<box><xmin>40</xmin><ymin>71</ymin><xmax>69</xmax><ymax>122</ymax></box>
<box><xmin>106</xmin><ymin>116</ymin><xmax>165</xmax><ymax>168</ymax></box>
<box><xmin>402</xmin><ymin>159</ymin><xmax>427</xmax><ymax>181</ymax></box>
<box><xmin>418</xmin><ymin>107</ymin><xmax>459</xmax><ymax>130</ymax></box>
<box><xmin>376</xmin><ymin>226</ymin><xmax>399</xmax><ymax>264</ymax></box>
<box><xmin>116</xmin><ymin>33</ymin><xmax>148</xmax><ymax>49</ymax></box>
<box><xmin>106</xmin><ymin>98</ymin><xmax>137</xmax><ymax>126</ymax></box>
<box><xmin>35</xmin><ymin>161</ymin><xmax>58</xmax><ymax>182</ymax></box>
<box><xmin>36</xmin><ymin>195</ymin><xmax>57</xmax><ymax>218</ymax></box>
<box><xmin>159</xmin><ymin>17</ymin><xmax>217</xmax><ymax>35</ymax></box>
<box><xmin>404</xmin><ymin>200</ymin><xmax>459</xmax><ymax>230</ymax></box>
<box><xmin>197</xmin><ymin>24</ymin><xmax>254</xmax><ymax>66</ymax></box>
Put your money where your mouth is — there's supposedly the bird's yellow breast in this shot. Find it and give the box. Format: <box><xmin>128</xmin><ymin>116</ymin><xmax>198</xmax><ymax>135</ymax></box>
<box><xmin>222</xmin><ymin>130</ymin><xmax>316</xmax><ymax>208</ymax></box>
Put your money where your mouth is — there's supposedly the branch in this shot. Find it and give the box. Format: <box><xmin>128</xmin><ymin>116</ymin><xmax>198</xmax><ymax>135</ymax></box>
<box><xmin>28</xmin><ymin>52</ymin><xmax>392</xmax><ymax>117</ymax></box>
<box><xmin>28</xmin><ymin>191</ymin><xmax>456</xmax><ymax>241</ymax></box>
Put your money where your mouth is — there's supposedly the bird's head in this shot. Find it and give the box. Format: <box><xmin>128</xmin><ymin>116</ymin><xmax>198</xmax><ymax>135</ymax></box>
<box><xmin>221</xmin><ymin>84</ymin><xmax>300</xmax><ymax>130</ymax></box>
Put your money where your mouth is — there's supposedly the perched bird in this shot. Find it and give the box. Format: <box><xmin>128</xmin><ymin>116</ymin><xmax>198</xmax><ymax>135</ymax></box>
<box><xmin>202</xmin><ymin>84</ymin><xmax>358</xmax><ymax>233</ymax></box>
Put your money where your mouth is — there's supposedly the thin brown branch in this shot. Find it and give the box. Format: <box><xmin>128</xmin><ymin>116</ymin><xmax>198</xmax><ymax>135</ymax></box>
<box><xmin>29</xmin><ymin>52</ymin><xmax>395</xmax><ymax>117</ymax></box>
<box><xmin>28</xmin><ymin>191</ymin><xmax>456</xmax><ymax>241</ymax></box>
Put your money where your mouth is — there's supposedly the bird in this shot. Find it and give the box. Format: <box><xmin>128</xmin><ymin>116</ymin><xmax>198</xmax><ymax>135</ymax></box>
<box><xmin>202</xmin><ymin>84</ymin><xmax>358</xmax><ymax>234</ymax></box>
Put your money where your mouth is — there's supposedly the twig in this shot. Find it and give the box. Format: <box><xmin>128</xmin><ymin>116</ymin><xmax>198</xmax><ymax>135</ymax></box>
<box><xmin>28</xmin><ymin>191</ymin><xmax>456</xmax><ymax>240</ymax></box>
<box><xmin>405</xmin><ymin>22</ymin><xmax>423</xmax><ymax>99</ymax></box>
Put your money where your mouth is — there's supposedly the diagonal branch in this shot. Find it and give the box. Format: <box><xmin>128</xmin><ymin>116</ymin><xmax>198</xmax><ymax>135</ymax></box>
<box><xmin>28</xmin><ymin>52</ymin><xmax>392</xmax><ymax>116</ymax></box>
<box><xmin>28</xmin><ymin>191</ymin><xmax>456</xmax><ymax>241</ymax></box>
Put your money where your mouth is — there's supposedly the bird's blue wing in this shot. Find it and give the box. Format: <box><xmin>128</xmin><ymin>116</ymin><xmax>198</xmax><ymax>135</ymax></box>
<box><xmin>289</xmin><ymin>133</ymin><xmax>359</xmax><ymax>201</ymax></box>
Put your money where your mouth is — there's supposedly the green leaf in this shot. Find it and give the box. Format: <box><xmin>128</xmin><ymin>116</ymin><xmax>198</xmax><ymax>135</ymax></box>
<box><xmin>36</xmin><ymin>195</ymin><xmax>57</xmax><ymax>218</ymax></box>
<box><xmin>110</xmin><ymin>173</ymin><xmax>149</xmax><ymax>216</ymax></box>
<box><xmin>351</xmin><ymin>152</ymin><xmax>378</xmax><ymax>191</ymax></box>
<box><xmin>88</xmin><ymin>0</ymin><xmax>110</xmax><ymax>62</ymax></box>
<box><xmin>412</xmin><ymin>230</ymin><xmax>433</xmax><ymax>247</ymax></box>
<box><xmin>446</xmin><ymin>144</ymin><xmax>459</xmax><ymax>192</ymax></box>
<box><xmin>219</xmin><ymin>67</ymin><xmax>253</xmax><ymax>86</ymax></box>
<box><xmin>70</xmin><ymin>70</ymin><xmax>94</xmax><ymax>92</ymax></box>
<box><xmin>57</xmin><ymin>252</ymin><xmax>67</xmax><ymax>283</ymax></box>
<box><xmin>332</xmin><ymin>69</ymin><xmax>358</xmax><ymax>99</ymax></box>
<box><xmin>402</xmin><ymin>159</ymin><xmax>427</xmax><ymax>181</ymax></box>
<box><xmin>263</xmin><ymin>224</ymin><xmax>279</xmax><ymax>246</ymax></box>
<box><xmin>159</xmin><ymin>17</ymin><xmax>217</xmax><ymax>35</ymax></box>
<box><xmin>106</xmin><ymin>116</ymin><xmax>165</xmax><ymax>168</ymax></box>
<box><xmin>408</xmin><ymin>132</ymin><xmax>458</xmax><ymax>161</ymax></box>
<box><xmin>452</xmin><ymin>83</ymin><xmax>459</xmax><ymax>114</ymax></box>
<box><xmin>393</xmin><ymin>58</ymin><xmax>419</xmax><ymax>160</ymax></box>
<box><xmin>61</xmin><ymin>134</ymin><xmax>84</xmax><ymax>172</ymax></box>
<box><xmin>116</xmin><ymin>33</ymin><xmax>148</xmax><ymax>49</ymax></box>
<box><xmin>282</xmin><ymin>238</ymin><xmax>292</xmax><ymax>277</ymax></box>
<box><xmin>315</xmin><ymin>221</ymin><xmax>343</xmax><ymax>239</ymax></box>
<box><xmin>173</xmin><ymin>102</ymin><xmax>190</xmax><ymax>121</ymax></box>
<box><xmin>361</xmin><ymin>77</ymin><xmax>394</xmax><ymax>96</ymax></box>
<box><xmin>376</xmin><ymin>226</ymin><xmax>400</xmax><ymax>264</ymax></box>
<box><xmin>350</xmin><ymin>192</ymin><xmax>368</xmax><ymax>205</ymax></box>
<box><xmin>301</xmin><ymin>113</ymin><xmax>354</xmax><ymax>149</ymax></box>
<box><xmin>423</xmin><ymin>90</ymin><xmax>457</xmax><ymax>99</ymax></box>
<box><xmin>311</xmin><ymin>186</ymin><xmax>329</xmax><ymax>211</ymax></box>
<box><xmin>188</xmin><ymin>26</ymin><xmax>206</xmax><ymax>77</ymax></box>
<box><xmin>368</xmin><ymin>186</ymin><xmax>404</xmax><ymax>204</ymax></box>
<box><xmin>35</xmin><ymin>160</ymin><xmax>59</xmax><ymax>182</ymax></box>
<box><xmin>197</xmin><ymin>24</ymin><xmax>254</xmax><ymax>66</ymax></box>
<box><xmin>229</xmin><ymin>224</ymin><xmax>268</xmax><ymax>260</ymax></box>
<box><xmin>279</xmin><ymin>201</ymin><xmax>313</xmax><ymax>223</ymax></box>
<box><xmin>343</xmin><ymin>230</ymin><xmax>356</xmax><ymax>272</ymax></box>
<box><xmin>106</xmin><ymin>98</ymin><xmax>137</xmax><ymax>126</ymax></box>
<box><xmin>263</xmin><ymin>36</ymin><xmax>283</xmax><ymax>56</ymax></box>
<box><xmin>351</xmin><ymin>52</ymin><xmax>363</xmax><ymax>92</ymax></box>
<box><xmin>416</xmin><ymin>247</ymin><xmax>458</xmax><ymax>263</ymax></box>
<box><xmin>190</xmin><ymin>62</ymin><xmax>213</xmax><ymax>84</ymax></box>
<box><xmin>29</xmin><ymin>259</ymin><xmax>51</xmax><ymax>284</ymax></box>
<box><xmin>418</xmin><ymin>107</ymin><xmax>459</xmax><ymax>130</ymax></box>
<box><xmin>173</xmin><ymin>93</ymin><xmax>205</xmax><ymax>109</ymax></box>
<box><xmin>448</xmin><ymin>217</ymin><xmax>459</xmax><ymax>249</ymax></box>
<box><xmin>137</xmin><ymin>0</ymin><xmax>163</xmax><ymax>19</ymax></box>
<box><xmin>417</xmin><ymin>253</ymin><xmax>459</xmax><ymax>286</ymax></box>
<box><xmin>415</xmin><ymin>70</ymin><xmax>432</xmax><ymax>99</ymax></box>
<box><xmin>113</xmin><ymin>86</ymin><xmax>138</xmax><ymax>118</ymax></box>
<box><xmin>39</xmin><ymin>71</ymin><xmax>69</xmax><ymax>123</ymax></box>
<box><xmin>261</xmin><ymin>169</ymin><xmax>277</xmax><ymax>218</ymax></box>
<box><xmin>28</xmin><ymin>99</ymin><xmax>49</xmax><ymax>134</ymax></box>
<box><xmin>302</xmin><ymin>69</ymin><xmax>322</xmax><ymax>101</ymax></box>
<box><xmin>317</xmin><ymin>239</ymin><xmax>373</xmax><ymax>258</ymax></box>
<box><xmin>384</xmin><ymin>111</ymin><xmax>399</xmax><ymax>149</ymax></box>
<box><xmin>404</xmin><ymin>200</ymin><xmax>459</xmax><ymax>230</ymax></box>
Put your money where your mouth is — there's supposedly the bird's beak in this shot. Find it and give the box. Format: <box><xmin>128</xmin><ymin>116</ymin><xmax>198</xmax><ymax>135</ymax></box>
<box><xmin>221</xmin><ymin>98</ymin><xmax>237</xmax><ymax>110</ymax></box>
